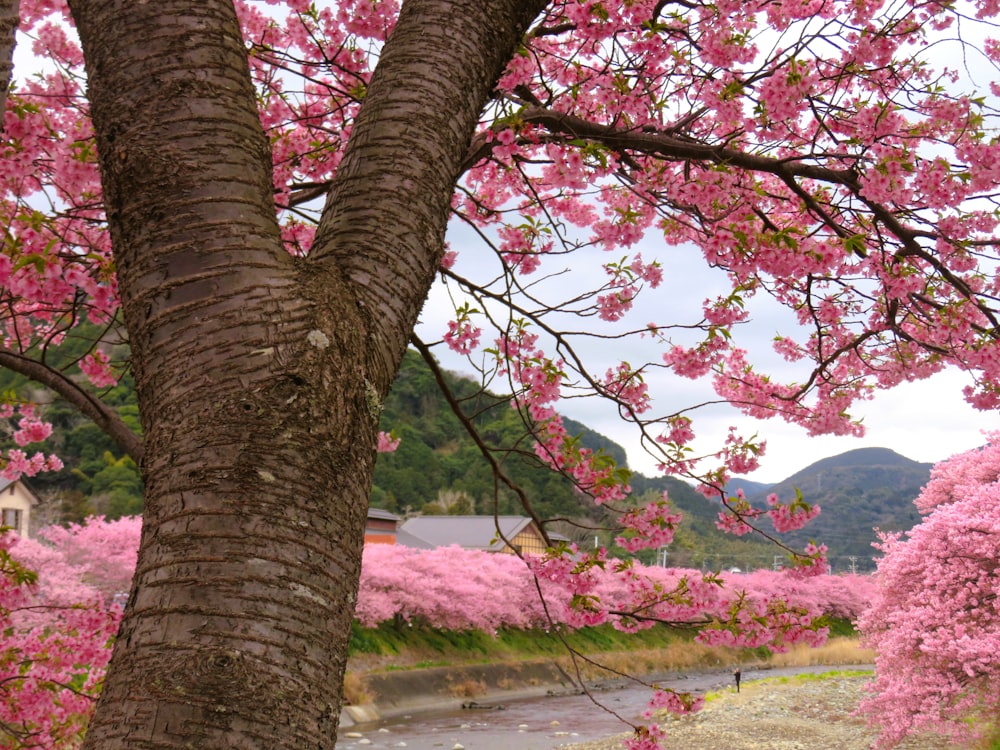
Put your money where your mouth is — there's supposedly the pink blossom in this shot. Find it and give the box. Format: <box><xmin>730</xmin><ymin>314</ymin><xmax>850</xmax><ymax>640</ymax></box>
<box><xmin>376</xmin><ymin>431</ymin><xmax>401</xmax><ymax>453</ymax></box>
<box><xmin>443</xmin><ymin>319</ymin><xmax>482</xmax><ymax>355</ymax></box>
<box><xmin>859</xmin><ymin>439</ymin><xmax>1000</xmax><ymax>748</ymax></box>
<box><xmin>13</xmin><ymin>412</ymin><xmax>53</xmax><ymax>446</ymax></box>
<box><xmin>79</xmin><ymin>350</ymin><xmax>118</xmax><ymax>389</ymax></box>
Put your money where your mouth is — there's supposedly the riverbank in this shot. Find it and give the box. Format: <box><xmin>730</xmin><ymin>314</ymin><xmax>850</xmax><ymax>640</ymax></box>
<box><xmin>342</xmin><ymin>635</ymin><xmax>873</xmax><ymax>726</ymax></box>
<box><xmin>562</xmin><ymin>673</ymin><xmax>965</xmax><ymax>750</ymax></box>
<box><xmin>342</xmin><ymin>658</ymin><xmax>582</xmax><ymax>723</ymax></box>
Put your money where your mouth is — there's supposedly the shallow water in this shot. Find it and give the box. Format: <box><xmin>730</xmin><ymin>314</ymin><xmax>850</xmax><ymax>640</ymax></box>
<box><xmin>337</xmin><ymin>665</ymin><xmax>847</xmax><ymax>750</ymax></box>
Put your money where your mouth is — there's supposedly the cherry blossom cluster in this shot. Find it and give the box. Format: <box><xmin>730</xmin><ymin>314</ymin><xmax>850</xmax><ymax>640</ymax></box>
<box><xmin>527</xmin><ymin>545</ymin><xmax>615</xmax><ymax>628</ymax></box>
<box><xmin>713</xmin><ymin>489</ymin><xmax>762</xmax><ymax>537</ymax></box>
<box><xmin>614</xmin><ymin>495</ymin><xmax>683</xmax><ymax>552</ymax></box>
<box><xmin>786</xmin><ymin>542</ymin><xmax>831</xmax><ymax>578</ymax></box>
<box><xmin>765</xmin><ymin>491</ymin><xmax>822</xmax><ymax>534</ymax></box>
<box><xmin>694</xmin><ymin>592</ymin><xmax>829</xmax><ymax>652</ymax></box>
<box><xmin>0</xmin><ymin>519</ymin><xmax>135</xmax><ymax>749</ymax></box>
<box><xmin>375</xmin><ymin>431</ymin><xmax>400</xmax><ymax>453</ymax></box>
<box><xmin>709</xmin><ymin>485</ymin><xmax>824</xmax><ymax>572</ymax></box>
<box><xmin>859</xmin><ymin>439</ymin><xmax>1000</xmax><ymax>748</ymax></box>
<box><xmin>12</xmin><ymin>406</ymin><xmax>51</xmax><ymax>446</ymax></box>
<box><xmin>601</xmin><ymin>363</ymin><xmax>651</xmax><ymax>415</ymax></box>
<box><xmin>0</xmin><ymin>404</ymin><xmax>65</xmax><ymax>481</ymax></box>
<box><xmin>595</xmin><ymin>255</ymin><xmax>663</xmax><ymax>322</ymax></box>
<box><xmin>442</xmin><ymin>303</ymin><xmax>482</xmax><ymax>355</ymax></box>
<box><xmin>78</xmin><ymin>350</ymin><xmax>118</xmax><ymax>389</ymax></box>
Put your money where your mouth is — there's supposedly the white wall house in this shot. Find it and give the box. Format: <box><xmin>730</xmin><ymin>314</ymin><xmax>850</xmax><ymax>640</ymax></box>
<box><xmin>0</xmin><ymin>478</ymin><xmax>40</xmax><ymax>538</ymax></box>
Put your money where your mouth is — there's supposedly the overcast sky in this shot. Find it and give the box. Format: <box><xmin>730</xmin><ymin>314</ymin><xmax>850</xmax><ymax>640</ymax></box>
<box><xmin>418</xmin><ymin>224</ymin><xmax>998</xmax><ymax>485</ymax></box>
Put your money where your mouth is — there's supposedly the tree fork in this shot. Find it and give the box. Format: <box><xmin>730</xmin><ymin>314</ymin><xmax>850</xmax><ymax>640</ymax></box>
<box><xmin>69</xmin><ymin>0</ymin><xmax>548</xmax><ymax>746</ymax></box>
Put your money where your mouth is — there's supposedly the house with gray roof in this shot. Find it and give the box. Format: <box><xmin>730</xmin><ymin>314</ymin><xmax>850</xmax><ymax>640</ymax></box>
<box><xmin>364</xmin><ymin>507</ymin><xmax>401</xmax><ymax>545</ymax></box>
<box><xmin>398</xmin><ymin>515</ymin><xmax>551</xmax><ymax>555</ymax></box>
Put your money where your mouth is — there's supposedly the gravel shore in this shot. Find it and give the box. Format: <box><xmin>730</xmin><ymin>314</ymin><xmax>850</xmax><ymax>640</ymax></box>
<box><xmin>562</xmin><ymin>674</ymin><xmax>963</xmax><ymax>750</ymax></box>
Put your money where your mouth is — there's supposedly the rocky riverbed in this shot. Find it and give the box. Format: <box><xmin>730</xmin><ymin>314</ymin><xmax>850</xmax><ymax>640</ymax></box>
<box><xmin>562</xmin><ymin>674</ymin><xmax>963</xmax><ymax>750</ymax></box>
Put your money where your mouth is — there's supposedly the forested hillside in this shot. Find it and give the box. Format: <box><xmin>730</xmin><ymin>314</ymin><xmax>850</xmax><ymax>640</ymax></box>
<box><xmin>369</xmin><ymin>350</ymin><xmax>777</xmax><ymax>565</ymax></box>
<box><xmin>2</xmin><ymin>341</ymin><xmax>936</xmax><ymax>570</ymax></box>
<box><xmin>0</xmin><ymin>323</ymin><xmax>141</xmax><ymax>522</ymax></box>
<box><xmin>369</xmin><ymin>349</ymin><xmax>624</xmax><ymax>520</ymax></box>
<box><xmin>740</xmin><ymin>448</ymin><xmax>934</xmax><ymax>570</ymax></box>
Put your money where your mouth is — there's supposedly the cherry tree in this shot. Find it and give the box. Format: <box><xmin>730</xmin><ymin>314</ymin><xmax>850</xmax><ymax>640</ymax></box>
<box><xmin>356</xmin><ymin>544</ymin><xmax>873</xmax><ymax>632</ymax></box>
<box><xmin>0</xmin><ymin>0</ymin><xmax>995</xmax><ymax>747</ymax></box>
<box><xmin>11</xmin><ymin>515</ymin><xmax>140</xmax><ymax>604</ymax></box>
<box><xmin>0</xmin><ymin>531</ymin><xmax>120</xmax><ymax>748</ymax></box>
<box><xmin>859</xmin><ymin>435</ymin><xmax>1000</xmax><ymax>749</ymax></box>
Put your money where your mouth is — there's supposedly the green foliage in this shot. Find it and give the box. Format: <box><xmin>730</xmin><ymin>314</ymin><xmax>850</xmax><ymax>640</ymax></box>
<box><xmin>980</xmin><ymin>726</ymin><xmax>1000</xmax><ymax>750</ymax></box>
<box><xmin>348</xmin><ymin>620</ymin><xmax>682</xmax><ymax>661</ymax></box>
<box><xmin>0</xmin><ymin>545</ymin><xmax>38</xmax><ymax>587</ymax></box>
<box><xmin>0</xmin><ymin>321</ymin><xmax>144</xmax><ymax>521</ymax></box>
<box><xmin>822</xmin><ymin>617</ymin><xmax>858</xmax><ymax>638</ymax></box>
<box><xmin>373</xmin><ymin>349</ymin><xmax>611</xmax><ymax>522</ymax></box>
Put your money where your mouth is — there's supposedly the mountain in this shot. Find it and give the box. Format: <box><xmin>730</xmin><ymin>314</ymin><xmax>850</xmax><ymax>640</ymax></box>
<box><xmin>724</xmin><ymin>477</ymin><xmax>773</xmax><ymax>496</ymax></box>
<box><xmin>731</xmin><ymin>447</ymin><xmax>934</xmax><ymax>571</ymax></box>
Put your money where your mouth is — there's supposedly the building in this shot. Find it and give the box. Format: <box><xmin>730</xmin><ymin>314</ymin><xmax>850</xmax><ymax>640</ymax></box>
<box><xmin>398</xmin><ymin>515</ymin><xmax>552</xmax><ymax>555</ymax></box>
<box><xmin>0</xmin><ymin>478</ymin><xmax>40</xmax><ymax>538</ymax></box>
<box><xmin>364</xmin><ymin>508</ymin><xmax>401</xmax><ymax>545</ymax></box>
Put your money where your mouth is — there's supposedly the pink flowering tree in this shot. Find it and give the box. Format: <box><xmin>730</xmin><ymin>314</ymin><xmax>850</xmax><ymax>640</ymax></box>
<box><xmin>12</xmin><ymin>516</ymin><xmax>141</xmax><ymax>605</ymax></box>
<box><xmin>357</xmin><ymin>545</ymin><xmax>548</xmax><ymax>631</ymax></box>
<box><xmin>0</xmin><ymin>0</ymin><xmax>995</xmax><ymax>748</ymax></box>
<box><xmin>357</xmin><ymin>546</ymin><xmax>870</xmax><ymax>635</ymax></box>
<box><xmin>858</xmin><ymin>436</ymin><xmax>1000</xmax><ymax>749</ymax></box>
<box><xmin>0</xmin><ymin>530</ymin><xmax>122</xmax><ymax>749</ymax></box>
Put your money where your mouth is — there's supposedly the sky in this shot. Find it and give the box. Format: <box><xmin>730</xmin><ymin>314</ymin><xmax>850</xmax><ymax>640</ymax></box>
<box><xmin>418</xmin><ymin>225</ymin><xmax>999</xmax><ymax>486</ymax></box>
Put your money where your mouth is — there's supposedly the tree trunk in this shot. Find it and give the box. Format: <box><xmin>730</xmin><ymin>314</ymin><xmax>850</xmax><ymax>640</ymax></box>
<box><xmin>67</xmin><ymin>0</ymin><xmax>547</xmax><ymax>747</ymax></box>
<box><xmin>0</xmin><ymin>0</ymin><xmax>16</xmax><ymax>120</ymax></box>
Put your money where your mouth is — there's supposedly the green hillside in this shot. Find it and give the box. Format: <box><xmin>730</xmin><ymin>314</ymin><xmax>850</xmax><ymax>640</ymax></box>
<box><xmin>742</xmin><ymin>448</ymin><xmax>933</xmax><ymax>570</ymax></box>
<box><xmin>370</xmin><ymin>350</ymin><xmax>625</xmax><ymax>520</ymax></box>
<box><xmin>0</xmin><ymin>322</ymin><xmax>142</xmax><ymax>522</ymax></box>
<box><xmin>370</xmin><ymin>350</ymin><xmax>776</xmax><ymax>565</ymax></box>
<box><xmin>0</xmin><ymin>337</ymin><xmax>938</xmax><ymax>571</ymax></box>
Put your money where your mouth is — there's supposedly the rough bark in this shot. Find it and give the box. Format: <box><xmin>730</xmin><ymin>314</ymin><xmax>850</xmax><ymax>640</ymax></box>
<box><xmin>0</xmin><ymin>0</ymin><xmax>16</xmax><ymax>121</ymax></box>
<box><xmin>66</xmin><ymin>0</ymin><xmax>547</xmax><ymax>747</ymax></box>
<box><xmin>313</xmin><ymin>0</ymin><xmax>550</xmax><ymax>393</ymax></box>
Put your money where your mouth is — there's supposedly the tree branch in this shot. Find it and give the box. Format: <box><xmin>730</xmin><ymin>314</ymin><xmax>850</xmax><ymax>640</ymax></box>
<box><xmin>0</xmin><ymin>350</ymin><xmax>143</xmax><ymax>462</ymax></box>
<box><xmin>516</xmin><ymin>105</ymin><xmax>860</xmax><ymax>184</ymax></box>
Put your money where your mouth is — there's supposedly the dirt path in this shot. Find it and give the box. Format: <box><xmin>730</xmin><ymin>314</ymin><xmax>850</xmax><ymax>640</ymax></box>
<box><xmin>562</xmin><ymin>674</ymin><xmax>963</xmax><ymax>750</ymax></box>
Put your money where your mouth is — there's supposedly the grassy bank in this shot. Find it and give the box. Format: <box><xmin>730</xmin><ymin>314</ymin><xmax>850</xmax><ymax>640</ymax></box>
<box><xmin>345</xmin><ymin>619</ymin><xmax>874</xmax><ymax>701</ymax></box>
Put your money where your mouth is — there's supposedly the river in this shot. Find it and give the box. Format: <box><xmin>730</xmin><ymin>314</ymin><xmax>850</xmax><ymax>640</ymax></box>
<box><xmin>336</xmin><ymin>665</ymin><xmax>854</xmax><ymax>750</ymax></box>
